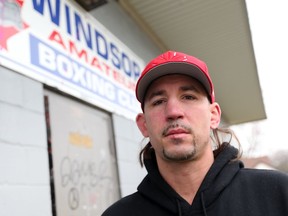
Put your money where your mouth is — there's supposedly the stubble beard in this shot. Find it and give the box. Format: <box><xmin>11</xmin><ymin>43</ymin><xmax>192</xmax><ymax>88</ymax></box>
<box><xmin>162</xmin><ymin>138</ymin><xmax>198</xmax><ymax>162</ymax></box>
<box><xmin>161</xmin><ymin>122</ymin><xmax>203</xmax><ymax>162</ymax></box>
<box><xmin>162</xmin><ymin>121</ymin><xmax>209</xmax><ymax>162</ymax></box>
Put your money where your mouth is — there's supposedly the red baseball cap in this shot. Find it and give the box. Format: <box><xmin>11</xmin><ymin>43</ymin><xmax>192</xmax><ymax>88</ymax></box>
<box><xmin>136</xmin><ymin>51</ymin><xmax>215</xmax><ymax>105</ymax></box>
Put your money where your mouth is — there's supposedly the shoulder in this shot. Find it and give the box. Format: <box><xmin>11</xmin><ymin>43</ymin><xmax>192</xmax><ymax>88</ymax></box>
<box><xmin>238</xmin><ymin>168</ymin><xmax>288</xmax><ymax>189</ymax></box>
<box><xmin>239</xmin><ymin>167</ymin><xmax>288</xmax><ymax>179</ymax></box>
<box><xmin>101</xmin><ymin>192</ymin><xmax>143</xmax><ymax>216</ymax></box>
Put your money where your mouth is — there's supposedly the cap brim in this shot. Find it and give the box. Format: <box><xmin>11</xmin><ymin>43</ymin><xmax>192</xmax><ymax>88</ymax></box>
<box><xmin>136</xmin><ymin>62</ymin><xmax>212</xmax><ymax>103</ymax></box>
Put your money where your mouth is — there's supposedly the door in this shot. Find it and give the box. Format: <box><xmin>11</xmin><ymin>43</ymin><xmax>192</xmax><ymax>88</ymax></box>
<box><xmin>44</xmin><ymin>90</ymin><xmax>120</xmax><ymax>216</ymax></box>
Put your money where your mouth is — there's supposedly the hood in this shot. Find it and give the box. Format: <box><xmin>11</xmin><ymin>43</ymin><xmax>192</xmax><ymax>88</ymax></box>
<box><xmin>137</xmin><ymin>143</ymin><xmax>243</xmax><ymax>215</ymax></box>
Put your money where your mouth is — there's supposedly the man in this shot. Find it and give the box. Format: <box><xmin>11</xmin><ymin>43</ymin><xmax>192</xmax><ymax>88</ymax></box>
<box><xmin>102</xmin><ymin>51</ymin><xmax>288</xmax><ymax>216</ymax></box>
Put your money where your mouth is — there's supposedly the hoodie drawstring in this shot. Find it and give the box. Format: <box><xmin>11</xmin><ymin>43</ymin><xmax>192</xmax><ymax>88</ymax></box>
<box><xmin>176</xmin><ymin>199</ymin><xmax>182</xmax><ymax>216</ymax></box>
<box><xmin>201</xmin><ymin>192</ymin><xmax>208</xmax><ymax>216</ymax></box>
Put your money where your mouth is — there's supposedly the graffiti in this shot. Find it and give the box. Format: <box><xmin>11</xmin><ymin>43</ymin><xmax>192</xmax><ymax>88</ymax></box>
<box><xmin>60</xmin><ymin>156</ymin><xmax>115</xmax><ymax>211</ymax></box>
<box><xmin>68</xmin><ymin>188</ymin><xmax>79</xmax><ymax>210</ymax></box>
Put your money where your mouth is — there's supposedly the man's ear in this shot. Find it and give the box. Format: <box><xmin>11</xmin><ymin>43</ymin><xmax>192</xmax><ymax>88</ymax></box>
<box><xmin>136</xmin><ymin>113</ymin><xmax>149</xmax><ymax>137</ymax></box>
<box><xmin>210</xmin><ymin>102</ymin><xmax>221</xmax><ymax>129</ymax></box>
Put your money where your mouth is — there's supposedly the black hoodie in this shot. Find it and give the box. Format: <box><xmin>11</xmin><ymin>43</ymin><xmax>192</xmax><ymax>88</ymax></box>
<box><xmin>102</xmin><ymin>144</ymin><xmax>288</xmax><ymax>216</ymax></box>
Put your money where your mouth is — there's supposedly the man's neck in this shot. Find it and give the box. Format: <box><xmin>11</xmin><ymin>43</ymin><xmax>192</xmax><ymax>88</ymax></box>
<box><xmin>156</xmin><ymin>146</ymin><xmax>214</xmax><ymax>204</ymax></box>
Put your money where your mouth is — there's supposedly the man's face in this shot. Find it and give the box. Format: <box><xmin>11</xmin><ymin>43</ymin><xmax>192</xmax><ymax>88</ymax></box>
<box><xmin>136</xmin><ymin>74</ymin><xmax>221</xmax><ymax>162</ymax></box>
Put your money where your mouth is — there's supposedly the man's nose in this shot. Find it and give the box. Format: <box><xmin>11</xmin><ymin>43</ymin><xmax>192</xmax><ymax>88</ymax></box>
<box><xmin>165</xmin><ymin>98</ymin><xmax>184</xmax><ymax>121</ymax></box>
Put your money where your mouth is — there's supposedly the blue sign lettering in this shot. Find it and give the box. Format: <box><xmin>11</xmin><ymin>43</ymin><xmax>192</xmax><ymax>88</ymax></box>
<box><xmin>32</xmin><ymin>0</ymin><xmax>61</xmax><ymax>26</ymax></box>
<box><xmin>31</xmin><ymin>0</ymin><xmax>142</xmax><ymax>81</ymax></box>
<box><xmin>29</xmin><ymin>34</ymin><xmax>137</xmax><ymax>111</ymax></box>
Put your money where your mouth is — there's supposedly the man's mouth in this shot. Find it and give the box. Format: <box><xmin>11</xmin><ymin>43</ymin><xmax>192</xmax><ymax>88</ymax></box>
<box><xmin>162</xmin><ymin>122</ymin><xmax>192</xmax><ymax>137</ymax></box>
<box><xmin>164</xmin><ymin>128</ymin><xmax>189</xmax><ymax>137</ymax></box>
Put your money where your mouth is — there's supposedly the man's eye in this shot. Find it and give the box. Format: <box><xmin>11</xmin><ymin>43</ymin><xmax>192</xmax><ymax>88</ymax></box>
<box><xmin>152</xmin><ymin>99</ymin><xmax>165</xmax><ymax>106</ymax></box>
<box><xmin>183</xmin><ymin>95</ymin><xmax>196</xmax><ymax>100</ymax></box>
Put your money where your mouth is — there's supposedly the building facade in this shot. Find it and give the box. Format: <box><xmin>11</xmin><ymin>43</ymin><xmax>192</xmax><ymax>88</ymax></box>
<box><xmin>0</xmin><ymin>0</ymin><xmax>266</xmax><ymax>216</ymax></box>
<box><xmin>0</xmin><ymin>0</ymin><xmax>159</xmax><ymax>215</ymax></box>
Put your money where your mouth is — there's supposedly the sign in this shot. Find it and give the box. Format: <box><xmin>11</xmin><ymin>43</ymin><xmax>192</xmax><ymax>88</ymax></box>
<box><xmin>0</xmin><ymin>0</ymin><xmax>144</xmax><ymax>119</ymax></box>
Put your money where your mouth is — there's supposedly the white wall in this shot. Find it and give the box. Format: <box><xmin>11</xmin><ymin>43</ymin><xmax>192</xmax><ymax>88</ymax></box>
<box><xmin>0</xmin><ymin>67</ymin><xmax>147</xmax><ymax>215</ymax></box>
<box><xmin>112</xmin><ymin>114</ymin><xmax>147</xmax><ymax>197</ymax></box>
<box><xmin>0</xmin><ymin>67</ymin><xmax>52</xmax><ymax>216</ymax></box>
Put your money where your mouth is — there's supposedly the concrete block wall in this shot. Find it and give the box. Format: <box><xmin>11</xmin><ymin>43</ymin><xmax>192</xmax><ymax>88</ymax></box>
<box><xmin>112</xmin><ymin>114</ymin><xmax>147</xmax><ymax>197</ymax></box>
<box><xmin>0</xmin><ymin>67</ymin><xmax>52</xmax><ymax>216</ymax></box>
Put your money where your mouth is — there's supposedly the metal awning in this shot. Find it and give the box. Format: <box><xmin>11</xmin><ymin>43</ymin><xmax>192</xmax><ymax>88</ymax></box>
<box><xmin>118</xmin><ymin>0</ymin><xmax>266</xmax><ymax>125</ymax></box>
